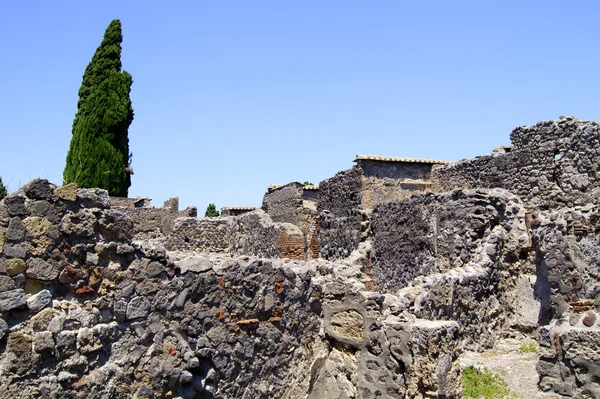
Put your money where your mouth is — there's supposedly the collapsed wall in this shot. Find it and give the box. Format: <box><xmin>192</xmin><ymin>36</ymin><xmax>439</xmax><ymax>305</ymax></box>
<box><xmin>433</xmin><ymin>116</ymin><xmax>600</xmax><ymax>209</ymax></box>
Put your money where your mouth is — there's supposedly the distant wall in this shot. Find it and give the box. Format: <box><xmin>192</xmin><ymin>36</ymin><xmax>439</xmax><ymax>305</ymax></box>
<box><xmin>263</xmin><ymin>183</ymin><xmax>320</xmax><ymax>259</ymax></box>
<box><xmin>164</xmin><ymin>210</ymin><xmax>306</xmax><ymax>260</ymax></box>
<box><xmin>358</xmin><ymin>160</ymin><xmax>435</xmax><ymax>211</ymax></box>
<box><xmin>164</xmin><ymin>217</ymin><xmax>231</xmax><ymax>253</ymax></box>
<box><xmin>317</xmin><ymin>166</ymin><xmax>364</xmax><ymax>260</ymax></box>
<box><xmin>433</xmin><ymin>117</ymin><xmax>600</xmax><ymax>208</ymax></box>
<box><xmin>262</xmin><ymin>183</ymin><xmax>304</xmax><ymax>225</ymax></box>
<box><xmin>118</xmin><ymin>196</ymin><xmax>180</xmax><ymax>239</ymax></box>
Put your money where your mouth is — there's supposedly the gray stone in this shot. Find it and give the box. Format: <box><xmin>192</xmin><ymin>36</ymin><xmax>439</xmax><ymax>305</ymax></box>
<box><xmin>77</xmin><ymin>188</ymin><xmax>110</xmax><ymax>209</ymax></box>
<box><xmin>33</xmin><ymin>331</ymin><xmax>54</xmax><ymax>353</ymax></box>
<box><xmin>27</xmin><ymin>289</ymin><xmax>52</xmax><ymax>313</ymax></box>
<box><xmin>57</xmin><ymin>371</ymin><xmax>77</xmax><ymax>382</ymax></box>
<box><xmin>0</xmin><ymin>319</ymin><xmax>7</xmax><ymax>340</ymax></box>
<box><xmin>5</xmin><ymin>217</ymin><xmax>26</xmax><ymax>242</ymax></box>
<box><xmin>26</xmin><ymin>258</ymin><xmax>59</xmax><ymax>281</ymax></box>
<box><xmin>98</xmin><ymin>209</ymin><xmax>134</xmax><ymax>240</ymax></box>
<box><xmin>144</xmin><ymin>261</ymin><xmax>164</xmax><ymax>277</ymax></box>
<box><xmin>4</xmin><ymin>194</ymin><xmax>27</xmax><ymax>217</ymax></box>
<box><xmin>59</xmin><ymin>210</ymin><xmax>97</xmax><ymax>238</ymax></box>
<box><xmin>134</xmin><ymin>384</ymin><xmax>155</xmax><ymax>398</ymax></box>
<box><xmin>27</xmin><ymin>200</ymin><xmax>62</xmax><ymax>224</ymax></box>
<box><xmin>0</xmin><ymin>275</ymin><xmax>17</xmax><ymax>292</ymax></box>
<box><xmin>3</xmin><ymin>242</ymin><xmax>28</xmax><ymax>258</ymax></box>
<box><xmin>0</xmin><ymin>289</ymin><xmax>26</xmax><ymax>311</ymax></box>
<box><xmin>22</xmin><ymin>179</ymin><xmax>54</xmax><ymax>200</ymax></box>
<box><xmin>582</xmin><ymin>311</ymin><xmax>596</xmax><ymax>327</ymax></box>
<box><xmin>126</xmin><ymin>297</ymin><xmax>151</xmax><ymax>320</ymax></box>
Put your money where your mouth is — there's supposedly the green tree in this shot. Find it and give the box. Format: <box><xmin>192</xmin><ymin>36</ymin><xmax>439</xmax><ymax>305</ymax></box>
<box><xmin>63</xmin><ymin>19</ymin><xmax>134</xmax><ymax>197</ymax></box>
<box><xmin>205</xmin><ymin>204</ymin><xmax>219</xmax><ymax>217</ymax></box>
<box><xmin>303</xmin><ymin>181</ymin><xmax>314</xmax><ymax>186</ymax></box>
<box><xmin>0</xmin><ymin>177</ymin><xmax>7</xmax><ymax>200</ymax></box>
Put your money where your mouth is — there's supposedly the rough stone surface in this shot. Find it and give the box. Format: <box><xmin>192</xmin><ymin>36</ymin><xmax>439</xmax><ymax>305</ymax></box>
<box><xmin>433</xmin><ymin>117</ymin><xmax>600</xmax><ymax>209</ymax></box>
<box><xmin>0</xmin><ymin>117</ymin><xmax>598</xmax><ymax>398</ymax></box>
<box><xmin>22</xmin><ymin>178</ymin><xmax>54</xmax><ymax>200</ymax></box>
<box><xmin>27</xmin><ymin>289</ymin><xmax>52</xmax><ymax>313</ymax></box>
<box><xmin>54</xmin><ymin>183</ymin><xmax>78</xmax><ymax>201</ymax></box>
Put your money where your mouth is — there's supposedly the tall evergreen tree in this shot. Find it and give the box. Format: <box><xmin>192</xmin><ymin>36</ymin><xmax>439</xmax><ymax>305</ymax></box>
<box><xmin>64</xmin><ymin>19</ymin><xmax>134</xmax><ymax>197</ymax></box>
<box><xmin>205</xmin><ymin>204</ymin><xmax>220</xmax><ymax>217</ymax></box>
<box><xmin>0</xmin><ymin>177</ymin><xmax>7</xmax><ymax>200</ymax></box>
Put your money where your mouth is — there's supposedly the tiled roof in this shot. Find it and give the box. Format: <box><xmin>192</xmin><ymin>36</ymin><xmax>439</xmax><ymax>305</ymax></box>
<box><xmin>354</xmin><ymin>154</ymin><xmax>449</xmax><ymax>164</ymax></box>
<box><xmin>303</xmin><ymin>185</ymin><xmax>319</xmax><ymax>191</ymax></box>
<box><xmin>220</xmin><ymin>206</ymin><xmax>258</xmax><ymax>211</ymax></box>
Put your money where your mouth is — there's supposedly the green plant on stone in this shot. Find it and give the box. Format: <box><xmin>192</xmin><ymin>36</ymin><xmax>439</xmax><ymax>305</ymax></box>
<box><xmin>205</xmin><ymin>204</ymin><xmax>219</xmax><ymax>217</ymax></box>
<box><xmin>303</xmin><ymin>181</ymin><xmax>314</xmax><ymax>186</ymax></box>
<box><xmin>0</xmin><ymin>177</ymin><xmax>7</xmax><ymax>200</ymax></box>
<box><xmin>518</xmin><ymin>339</ymin><xmax>538</xmax><ymax>354</ymax></box>
<box><xmin>462</xmin><ymin>366</ymin><xmax>517</xmax><ymax>399</ymax></box>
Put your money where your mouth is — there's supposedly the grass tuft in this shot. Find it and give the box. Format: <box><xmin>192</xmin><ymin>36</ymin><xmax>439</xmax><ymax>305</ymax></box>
<box><xmin>462</xmin><ymin>366</ymin><xmax>517</xmax><ymax>398</ymax></box>
<box><xmin>518</xmin><ymin>340</ymin><xmax>538</xmax><ymax>354</ymax></box>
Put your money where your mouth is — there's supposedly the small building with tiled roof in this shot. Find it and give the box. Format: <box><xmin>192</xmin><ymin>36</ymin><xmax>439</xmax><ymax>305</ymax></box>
<box><xmin>318</xmin><ymin>154</ymin><xmax>450</xmax><ymax>260</ymax></box>
<box><xmin>351</xmin><ymin>154</ymin><xmax>449</xmax><ymax>211</ymax></box>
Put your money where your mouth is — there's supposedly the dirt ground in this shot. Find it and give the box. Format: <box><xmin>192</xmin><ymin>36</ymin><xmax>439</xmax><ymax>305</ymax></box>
<box><xmin>459</xmin><ymin>338</ymin><xmax>563</xmax><ymax>399</ymax></box>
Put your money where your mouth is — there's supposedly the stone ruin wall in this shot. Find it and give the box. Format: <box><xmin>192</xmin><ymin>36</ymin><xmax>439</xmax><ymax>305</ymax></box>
<box><xmin>113</xmin><ymin>196</ymin><xmax>197</xmax><ymax>240</ymax></box>
<box><xmin>0</xmin><ymin>179</ymin><xmax>463</xmax><ymax>399</ymax></box>
<box><xmin>317</xmin><ymin>166</ymin><xmax>365</xmax><ymax>261</ymax></box>
<box><xmin>432</xmin><ymin>116</ymin><xmax>600</xmax><ymax>209</ymax></box>
<box><xmin>1</xmin><ymin>116</ymin><xmax>600</xmax><ymax>398</ymax></box>
<box><xmin>262</xmin><ymin>183</ymin><xmax>320</xmax><ymax>260</ymax></box>
<box><xmin>358</xmin><ymin>160</ymin><xmax>436</xmax><ymax>212</ymax></box>
<box><xmin>370</xmin><ymin>188</ymin><xmax>537</xmax><ymax>349</ymax></box>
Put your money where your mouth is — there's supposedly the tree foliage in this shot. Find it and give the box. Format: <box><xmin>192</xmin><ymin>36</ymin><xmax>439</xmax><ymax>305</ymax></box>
<box><xmin>205</xmin><ymin>204</ymin><xmax>219</xmax><ymax>217</ymax></box>
<box><xmin>0</xmin><ymin>177</ymin><xmax>7</xmax><ymax>201</ymax></box>
<box><xmin>64</xmin><ymin>19</ymin><xmax>134</xmax><ymax>197</ymax></box>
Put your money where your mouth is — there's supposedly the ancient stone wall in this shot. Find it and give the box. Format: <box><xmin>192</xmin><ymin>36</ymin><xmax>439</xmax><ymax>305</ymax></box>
<box><xmin>0</xmin><ymin>179</ymin><xmax>463</xmax><ymax>398</ymax></box>
<box><xmin>433</xmin><ymin>117</ymin><xmax>600</xmax><ymax>209</ymax></box>
<box><xmin>317</xmin><ymin>166</ymin><xmax>365</xmax><ymax>260</ymax></box>
<box><xmin>262</xmin><ymin>183</ymin><xmax>304</xmax><ymax>225</ymax></box>
<box><xmin>263</xmin><ymin>183</ymin><xmax>320</xmax><ymax>259</ymax></box>
<box><xmin>537</xmin><ymin>315</ymin><xmax>600</xmax><ymax>397</ymax></box>
<box><xmin>358</xmin><ymin>160</ymin><xmax>435</xmax><ymax>211</ymax></box>
<box><xmin>118</xmin><ymin>196</ymin><xmax>180</xmax><ymax>240</ymax></box>
<box><xmin>164</xmin><ymin>217</ymin><xmax>232</xmax><ymax>253</ymax></box>
<box><xmin>530</xmin><ymin>203</ymin><xmax>600</xmax><ymax>325</ymax></box>
<box><xmin>370</xmin><ymin>188</ymin><xmax>535</xmax><ymax>348</ymax></box>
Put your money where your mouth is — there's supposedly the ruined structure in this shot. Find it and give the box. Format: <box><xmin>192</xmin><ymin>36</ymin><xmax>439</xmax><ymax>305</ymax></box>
<box><xmin>262</xmin><ymin>182</ymin><xmax>320</xmax><ymax>259</ymax></box>
<box><xmin>0</xmin><ymin>116</ymin><xmax>598</xmax><ymax>398</ymax></box>
<box><xmin>219</xmin><ymin>207</ymin><xmax>258</xmax><ymax>217</ymax></box>
<box><xmin>318</xmin><ymin>155</ymin><xmax>447</xmax><ymax>260</ymax></box>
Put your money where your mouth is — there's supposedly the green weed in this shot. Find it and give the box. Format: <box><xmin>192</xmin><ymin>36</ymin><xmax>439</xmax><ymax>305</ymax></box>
<box><xmin>462</xmin><ymin>366</ymin><xmax>517</xmax><ymax>398</ymax></box>
<box><xmin>518</xmin><ymin>340</ymin><xmax>538</xmax><ymax>354</ymax></box>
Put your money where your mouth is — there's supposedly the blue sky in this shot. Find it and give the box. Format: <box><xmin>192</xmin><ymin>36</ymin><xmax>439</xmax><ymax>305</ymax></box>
<box><xmin>1</xmin><ymin>1</ymin><xmax>599</xmax><ymax>210</ymax></box>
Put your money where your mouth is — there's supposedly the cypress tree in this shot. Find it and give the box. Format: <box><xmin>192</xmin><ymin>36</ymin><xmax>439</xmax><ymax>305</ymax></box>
<box><xmin>64</xmin><ymin>19</ymin><xmax>134</xmax><ymax>197</ymax></box>
<box><xmin>0</xmin><ymin>177</ymin><xmax>7</xmax><ymax>200</ymax></box>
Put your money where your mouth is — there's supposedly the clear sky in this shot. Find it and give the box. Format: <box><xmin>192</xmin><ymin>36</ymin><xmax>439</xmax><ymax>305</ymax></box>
<box><xmin>1</xmin><ymin>1</ymin><xmax>599</xmax><ymax>210</ymax></box>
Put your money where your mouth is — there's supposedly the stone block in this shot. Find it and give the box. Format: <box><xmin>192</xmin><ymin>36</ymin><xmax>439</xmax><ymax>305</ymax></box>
<box><xmin>0</xmin><ymin>289</ymin><xmax>26</xmax><ymax>311</ymax></box>
<box><xmin>22</xmin><ymin>179</ymin><xmax>53</xmax><ymax>200</ymax></box>
<box><xmin>54</xmin><ymin>183</ymin><xmax>78</xmax><ymax>202</ymax></box>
